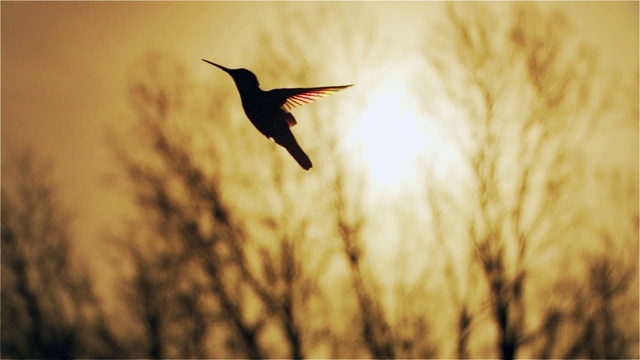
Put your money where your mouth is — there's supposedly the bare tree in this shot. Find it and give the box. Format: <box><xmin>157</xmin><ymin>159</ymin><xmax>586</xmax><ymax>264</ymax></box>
<box><xmin>111</xmin><ymin>3</ymin><xmax>438</xmax><ymax>358</ymax></box>
<box><xmin>253</xmin><ymin>4</ymin><xmax>423</xmax><ymax>358</ymax></box>
<box><xmin>113</xmin><ymin>55</ymin><xmax>262</xmax><ymax>358</ymax></box>
<box><xmin>423</xmin><ymin>176</ymin><xmax>477</xmax><ymax>359</ymax></box>
<box><xmin>113</xmin><ymin>52</ymin><xmax>343</xmax><ymax>358</ymax></box>
<box><xmin>531</xmin><ymin>170</ymin><xmax>638</xmax><ymax>359</ymax></box>
<box><xmin>422</xmin><ymin>3</ymin><xmax>626</xmax><ymax>358</ymax></box>
<box><xmin>1</xmin><ymin>150</ymin><xmax>120</xmax><ymax>359</ymax></box>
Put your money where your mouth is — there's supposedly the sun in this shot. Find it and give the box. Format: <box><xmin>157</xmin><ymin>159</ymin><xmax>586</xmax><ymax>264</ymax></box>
<box><xmin>347</xmin><ymin>70</ymin><xmax>429</xmax><ymax>194</ymax></box>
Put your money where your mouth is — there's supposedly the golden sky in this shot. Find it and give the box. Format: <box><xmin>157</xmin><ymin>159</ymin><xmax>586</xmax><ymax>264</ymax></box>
<box><xmin>2</xmin><ymin>1</ymin><xmax>638</xmax><ymax>254</ymax></box>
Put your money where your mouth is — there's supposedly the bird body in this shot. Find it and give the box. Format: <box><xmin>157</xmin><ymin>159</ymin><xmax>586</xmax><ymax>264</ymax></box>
<box><xmin>203</xmin><ymin>59</ymin><xmax>352</xmax><ymax>170</ymax></box>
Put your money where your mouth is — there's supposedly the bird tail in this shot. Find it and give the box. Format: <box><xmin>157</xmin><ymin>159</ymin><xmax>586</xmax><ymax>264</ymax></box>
<box><xmin>273</xmin><ymin>131</ymin><xmax>312</xmax><ymax>170</ymax></box>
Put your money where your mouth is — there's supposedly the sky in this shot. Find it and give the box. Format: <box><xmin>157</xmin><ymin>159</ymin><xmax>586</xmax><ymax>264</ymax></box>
<box><xmin>2</xmin><ymin>1</ymin><xmax>638</xmax><ymax>259</ymax></box>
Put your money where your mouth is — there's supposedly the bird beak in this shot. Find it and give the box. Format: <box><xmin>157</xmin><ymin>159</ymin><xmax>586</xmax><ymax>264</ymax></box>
<box><xmin>202</xmin><ymin>59</ymin><xmax>230</xmax><ymax>73</ymax></box>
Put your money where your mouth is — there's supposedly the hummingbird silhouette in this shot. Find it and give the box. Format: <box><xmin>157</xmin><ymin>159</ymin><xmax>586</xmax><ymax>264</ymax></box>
<box><xmin>203</xmin><ymin>59</ymin><xmax>352</xmax><ymax>170</ymax></box>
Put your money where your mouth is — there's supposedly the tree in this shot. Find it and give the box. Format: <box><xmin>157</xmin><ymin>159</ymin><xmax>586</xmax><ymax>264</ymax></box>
<box><xmin>254</xmin><ymin>4</ymin><xmax>441</xmax><ymax>358</ymax></box>
<box><xmin>113</xmin><ymin>53</ymin><xmax>338</xmax><ymax>358</ymax></box>
<box><xmin>421</xmin><ymin>3</ymin><xmax>634</xmax><ymax>358</ymax></box>
<box><xmin>111</xmin><ymin>4</ymin><xmax>438</xmax><ymax>358</ymax></box>
<box><xmin>531</xmin><ymin>170</ymin><xmax>638</xmax><ymax>358</ymax></box>
<box><xmin>1</xmin><ymin>150</ymin><xmax>120</xmax><ymax>358</ymax></box>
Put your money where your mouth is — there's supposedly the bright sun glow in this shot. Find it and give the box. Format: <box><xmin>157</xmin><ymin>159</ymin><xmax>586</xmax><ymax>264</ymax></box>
<box><xmin>346</xmin><ymin>65</ymin><xmax>469</xmax><ymax>199</ymax></box>
<box><xmin>345</xmin><ymin>66</ymin><xmax>469</xmax><ymax>266</ymax></box>
<box><xmin>349</xmin><ymin>71</ymin><xmax>429</xmax><ymax>193</ymax></box>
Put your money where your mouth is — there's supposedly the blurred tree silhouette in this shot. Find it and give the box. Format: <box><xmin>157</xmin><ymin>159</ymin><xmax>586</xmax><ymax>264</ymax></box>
<box><xmin>111</xmin><ymin>4</ymin><xmax>439</xmax><ymax>359</ymax></box>
<box><xmin>112</xmin><ymin>53</ymin><xmax>340</xmax><ymax>358</ymax></box>
<box><xmin>422</xmin><ymin>3</ymin><xmax>638</xmax><ymax>359</ymax></box>
<box><xmin>254</xmin><ymin>4</ymin><xmax>437</xmax><ymax>358</ymax></box>
<box><xmin>530</xmin><ymin>170</ymin><xmax>638</xmax><ymax>358</ymax></box>
<box><xmin>1</xmin><ymin>150</ymin><xmax>120</xmax><ymax>358</ymax></box>
<box><xmin>424</xmin><ymin>179</ymin><xmax>478</xmax><ymax>359</ymax></box>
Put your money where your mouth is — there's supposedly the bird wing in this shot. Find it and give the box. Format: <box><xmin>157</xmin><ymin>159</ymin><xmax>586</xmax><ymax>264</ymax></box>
<box><xmin>269</xmin><ymin>85</ymin><xmax>354</xmax><ymax>112</ymax></box>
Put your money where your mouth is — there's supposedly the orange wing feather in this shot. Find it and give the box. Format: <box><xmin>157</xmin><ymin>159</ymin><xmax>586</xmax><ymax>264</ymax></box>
<box><xmin>279</xmin><ymin>85</ymin><xmax>353</xmax><ymax>112</ymax></box>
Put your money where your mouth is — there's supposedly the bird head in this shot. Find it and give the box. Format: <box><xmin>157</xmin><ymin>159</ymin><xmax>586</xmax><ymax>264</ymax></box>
<box><xmin>202</xmin><ymin>59</ymin><xmax>259</xmax><ymax>91</ymax></box>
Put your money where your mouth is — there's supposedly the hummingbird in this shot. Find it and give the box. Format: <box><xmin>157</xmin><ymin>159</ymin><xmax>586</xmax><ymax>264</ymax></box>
<box><xmin>202</xmin><ymin>59</ymin><xmax>352</xmax><ymax>170</ymax></box>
